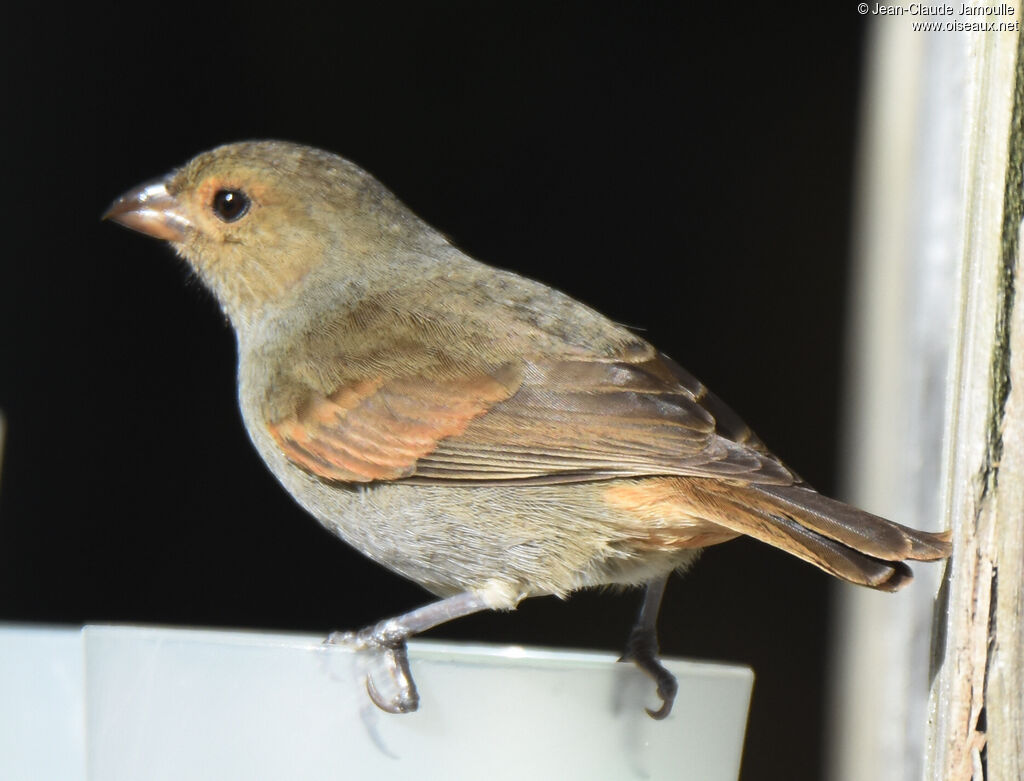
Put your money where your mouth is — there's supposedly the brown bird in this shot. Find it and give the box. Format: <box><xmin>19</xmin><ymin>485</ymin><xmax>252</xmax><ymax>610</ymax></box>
<box><xmin>104</xmin><ymin>141</ymin><xmax>951</xmax><ymax>719</ymax></box>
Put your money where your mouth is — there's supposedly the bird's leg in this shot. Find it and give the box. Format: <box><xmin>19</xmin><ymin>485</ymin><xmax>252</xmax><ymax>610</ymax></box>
<box><xmin>619</xmin><ymin>575</ymin><xmax>678</xmax><ymax>719</ymax></box>
<box><xmin>326</xmin><ymin>591</ymin><xmax>491</xmax><ymax>714</ymax></box>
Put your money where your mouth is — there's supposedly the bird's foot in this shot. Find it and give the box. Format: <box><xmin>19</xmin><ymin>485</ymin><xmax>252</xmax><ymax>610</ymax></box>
<box><xmin>619</xmin><ymin>625</ymin><xmax>678</xmax><ymax>720</ymax></box>
<box><xmin>326</xmin><ymin>622</ymin><xmax>420</xmax><ymax>714</ymax></box>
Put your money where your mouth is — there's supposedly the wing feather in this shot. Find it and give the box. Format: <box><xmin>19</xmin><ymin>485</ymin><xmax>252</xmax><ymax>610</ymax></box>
<box><xmin>268</xmin><ymin>349</ymin><xmax>797</xmax><ymax>487</ymax></box>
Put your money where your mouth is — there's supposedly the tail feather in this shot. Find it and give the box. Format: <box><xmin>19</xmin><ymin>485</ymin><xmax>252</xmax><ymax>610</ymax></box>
<box><xmin>754</xmin><ymin>484</ymin><xmax>952</xmax><ymax>562</ymax></box>
<box><xmin>687</xmin><ymin>479</ymin><xmax>951</xmax><ymax>591</ymax></box>
<box><xmin>749</xmin><ymin>508</ymin><xmax>915</xmax><ymax>591</ymax></box>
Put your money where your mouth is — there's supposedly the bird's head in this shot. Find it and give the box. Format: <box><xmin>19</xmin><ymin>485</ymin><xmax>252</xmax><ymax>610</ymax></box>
<box><xmin>105</xmin><ymin>141</ymin><xmax>430</xmax><ymax>327</ymax></box>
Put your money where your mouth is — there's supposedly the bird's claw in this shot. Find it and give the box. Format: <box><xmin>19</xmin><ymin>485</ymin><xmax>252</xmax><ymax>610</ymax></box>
<box><xmin>643</xmin><ymin>672</ymin><xmax>678</xmax><ymax>720</ymax></box>
<box><xmin>325</xmin><ymin>629</ymin><xmax>366</xmax><ymax>649</ymax></box>
<box><xmin>365</xmin><ymin>639</ymin><xmax>419</xmax><ymax>713</ymax></box>
<box><xmin>365</xmin><ymin>660</ymin><xmax>419</xmax><ymax>714</ymax></box>
<box><xmin>325</xmin><ymin>627</ymin><xmax>420</xmax><ymax>714</ymax></box>
<box><xmin>620</xmin><ymin>626</ymin><xmax>678</xmax><ymax>720</ymax></box>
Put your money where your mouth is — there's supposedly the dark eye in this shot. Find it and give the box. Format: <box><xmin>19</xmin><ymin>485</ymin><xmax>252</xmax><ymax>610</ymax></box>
<box><xmin>212</xmin><ymin>189</ymin><xmax>251</xmax><ymax>222</ymax></box>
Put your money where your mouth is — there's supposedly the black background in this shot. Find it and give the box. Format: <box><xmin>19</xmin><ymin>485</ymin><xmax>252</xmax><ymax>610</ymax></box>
<box><xmin>2</xmin><ymin>6</ymin><xmax>869</xmax><ymax>779</ymax></box>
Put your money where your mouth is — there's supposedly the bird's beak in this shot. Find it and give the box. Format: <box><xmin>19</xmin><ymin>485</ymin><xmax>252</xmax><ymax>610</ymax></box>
<box><xmin>103</xmin><ymin>178</ymin><xmax>193</xmax><ymax>242</ymax></box>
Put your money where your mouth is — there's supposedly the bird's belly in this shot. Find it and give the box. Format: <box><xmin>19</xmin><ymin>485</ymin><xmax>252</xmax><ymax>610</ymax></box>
<box><xmin>280</xmin><ymin>470</ymin><xmax>699</xmax><ymax>599</ymax></box>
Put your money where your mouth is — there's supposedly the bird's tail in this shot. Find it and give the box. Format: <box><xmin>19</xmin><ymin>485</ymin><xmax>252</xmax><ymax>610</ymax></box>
<box><xmin>680</xmin><ymin>479</ymin><xmax>951</xmax><ymax>591</ymax></box>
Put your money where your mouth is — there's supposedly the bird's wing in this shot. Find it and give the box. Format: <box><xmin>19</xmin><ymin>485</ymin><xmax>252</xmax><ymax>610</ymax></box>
<box><xmin>268</xmin><ymin>366</ymin><xmax>520</xmax><ymax>482</ymax></box>
<box><xmin>267</xmin><ymin>347</ymin><xmax>797</xmax><ymax>486</ymax></box>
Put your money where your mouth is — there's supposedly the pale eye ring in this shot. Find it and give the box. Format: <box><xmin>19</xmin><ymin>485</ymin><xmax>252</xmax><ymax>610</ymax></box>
<box><xmin>212</xmin><ymin>189</ymin><xmax>251</xmax><ymax>222</ymax></box>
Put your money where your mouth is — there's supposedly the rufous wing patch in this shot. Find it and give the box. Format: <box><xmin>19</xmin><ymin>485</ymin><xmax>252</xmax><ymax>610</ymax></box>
<box><xmin>268</xmin><ymin>372</ymin><xmax>517</xmax><ymax>482</ymax></box>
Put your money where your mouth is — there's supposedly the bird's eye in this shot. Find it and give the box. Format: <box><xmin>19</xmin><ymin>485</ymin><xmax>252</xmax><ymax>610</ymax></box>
<box><xmin>212</xmin><ymin>189</ymin><xmax>251</xmax><ymax>222</ymax></box>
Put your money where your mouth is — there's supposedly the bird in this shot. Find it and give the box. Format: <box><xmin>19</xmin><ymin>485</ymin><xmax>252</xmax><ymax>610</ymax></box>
<box><xmin>104</xmin><ymin>140</ymin><xmax>951</xmax><ymax>719</ymax></box>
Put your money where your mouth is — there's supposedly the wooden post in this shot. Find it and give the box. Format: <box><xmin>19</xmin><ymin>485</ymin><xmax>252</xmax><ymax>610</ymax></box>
<box><xmin>927</xmin><ymin>15</ymin><xmax>1023</xmax><ymax>780</ymax></box>
<box><xmin>831</xmin><ymin>8</ymin><xmax>1022</xmax><ymax>780</ymax></box>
